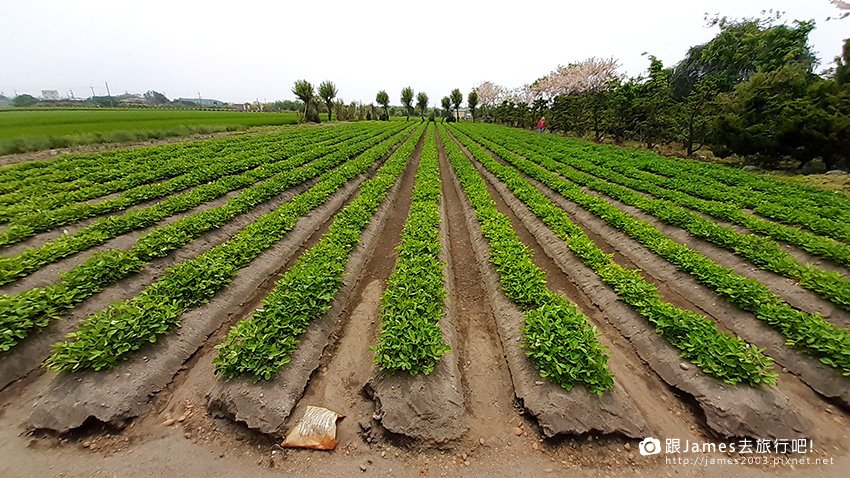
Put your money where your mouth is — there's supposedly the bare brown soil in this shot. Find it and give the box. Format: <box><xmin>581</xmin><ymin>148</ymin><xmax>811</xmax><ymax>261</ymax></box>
<box><xmin>0</xmin><ymin>128</ymin><xmax>848</xmax><ymax>477</ymax></box>
<box><xmin>366</xmin><ymin>137</ymin><xmax>466</xmax><ymax>442</ymax></box>
<box><xmin>434</xmin><ymin>129</ymin><xmax>518</xmax><ymax>441</ymax></box>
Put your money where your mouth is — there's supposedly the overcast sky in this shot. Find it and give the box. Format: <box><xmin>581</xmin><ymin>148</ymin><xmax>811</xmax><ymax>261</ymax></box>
<box><xmin>1</xmin><ymin>1</ymin><xmax>846</xmax><ymax>105</ymax></box>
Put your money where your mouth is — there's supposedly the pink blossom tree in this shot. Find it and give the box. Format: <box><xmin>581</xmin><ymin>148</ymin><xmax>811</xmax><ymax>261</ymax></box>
<box><xmin>532</xmin><ymin>57</ymin><xmax>620</xmax><ymax>139</ymax></box>
<box><xmin>532</xmin><ymin>57</ymin><xmax>620</xmax><ymax>98</ymax></box>
<box><xmin>829</xmin><ymin>1</ymin><xmax>849</xmax><ymax>20</ymax></box>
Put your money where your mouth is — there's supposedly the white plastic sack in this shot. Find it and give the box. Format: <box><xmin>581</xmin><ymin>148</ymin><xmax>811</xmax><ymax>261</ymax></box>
<box><xmin>282</xmin><ymin>406</ymin><xmax>344</xmax><ymax>450</ymax></box>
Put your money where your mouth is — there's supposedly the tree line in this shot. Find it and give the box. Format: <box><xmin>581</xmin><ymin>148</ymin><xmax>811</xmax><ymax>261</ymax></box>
<box><xmin>475</xmin><ymin>15</ymin><xmax>850</xmax><ymax>171</ymax></box>
<box><xmin>289</xmin><ymin>80</ymin><xmax>481</xmax><ymax>124</ymax></box>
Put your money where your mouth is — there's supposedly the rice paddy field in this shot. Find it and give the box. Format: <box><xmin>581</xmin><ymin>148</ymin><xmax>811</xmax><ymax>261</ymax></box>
<box><xmin>0</xmin><ymin>109</ymin><xmax>299</xmax><ymax>155</ymax></box>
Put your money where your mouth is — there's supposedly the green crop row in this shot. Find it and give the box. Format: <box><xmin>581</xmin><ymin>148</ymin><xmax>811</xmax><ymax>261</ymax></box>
<box><xmin>373</xmin><ymin>125</ymin><xmax>450</xmax><ymax>375</ymax></box>
<box><xmin>454</xmin><ymin>125</ymin><xmax>850</xmax><ymax>377</ymax></box>
<box><xmin>0</xmin><ymin>124</ymin><xmax>322</xmax><ymax>198</ymax></box>
<box><xmin>0</xmin><ymin>125</ymin><xmax>303</xmax><ymax>193</ymax></box>
<box><xmin>580</xmin><ymin>153</ymin><xmax>850</xmax><ymax>270</ymax></box>
<box><xmin>449</xmin><ymin>125</ymin><xmax>779</xmax><ymax>386</ymax></box>
<box><xmin>632</xmin><ymin>160</ymin><xmax>850</xmax><ymax>243</ymax></box>
<box><xmin>463</xmin><ymin>126</ymin><xmax>850</xmax><ymax>312</ymax></box>
<box><xmin>507</xmin><ymin>132</ymin><xmax>850</xmax><ymax>235</ymax></box>
<box><xmin>0</xmin><ymin>138</ymin><xmax>270</xmax><ymax>212</ymax></box>
<box><xmin>43</xmin><ymin>125</ymin><xmax>415</xmax><ymax>371</ymax></box>
<box><xmin>0</xmin><ymin>125</ymin><xmax>412</xmax><ymax>353</ymax></box>
<box><xmin>489</xmin><ymin>126</ymin><xmax>850</xmax><ymax>270</ymax></box>
<box><xmin>603</xmin><ymin>148</ymin><xmax>850</xmax><ymax>240</ymax></box>
<box><xmin>0</xmin><ymin>126</ymin><xmax>394</xmax><ymax>246</ymax></box>
<box><xmin>632</xmin><ymin>154</ymin><xmax>850</xmax><ymax>222</ymax></box>
<box><xmin>0</xmin><ymin>127</ymin><xmax>387</xmax><ymax>285</ymax></box>
<box><xmin>0</xmin><ymin>124</ymin><xmax>349</xmax><ymax>218</ymax></box>
<box><xmin>0</xmin><ymin>134</ymin><xmax>259</xmax><ymax>196</ymax></box>
<box><xmin>213</xmin><ymin>124</ymin><xmax>426</xmax><ymax>381</ymax></box>
<box><xmin>592</xmin><ymin>157</ymin><xmax>850</xmax><ymax>241</ymax></box>
<box><xmin>440</xmin><ymin>124</ymin><xmax>615</xmax><ymax>394</ymax></box>
<box><xmin>633</xmin><ymin>163</ymin><xmax>850</xmax><ymax>223</ymax></box>
<box><xmin>548</xmin><ymin>134</ymin><xmax>850</xmax><ymax>221</ymax></box>
<box><xmin>0</xmin><ymin>144</ymin><xmax>185</xmax><ymax>193</ymax></box>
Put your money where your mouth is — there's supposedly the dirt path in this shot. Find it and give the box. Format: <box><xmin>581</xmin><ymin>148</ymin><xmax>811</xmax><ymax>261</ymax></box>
<box><xmin>436</xmin><ymin>130</ymin><xmax>518</xmax><ymax>443</ymax></box>
<box><xmin>286</xmin><ymin>133</ymin><xmax>424</xmax><ymax>446</ymax></box>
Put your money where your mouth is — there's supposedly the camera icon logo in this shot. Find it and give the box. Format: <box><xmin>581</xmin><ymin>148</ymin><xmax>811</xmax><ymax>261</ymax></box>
<box><xmin>639</xmin><ymin>437</ymin><xmax>661</xmax><ymax>456</ymax></box>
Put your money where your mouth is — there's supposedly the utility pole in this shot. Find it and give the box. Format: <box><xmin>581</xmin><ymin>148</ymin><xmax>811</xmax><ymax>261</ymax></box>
<box><xmin>90</xmin><ymin>85</ymin><xmax>96</xmax><ymax>98</ymax></box>
<box><xmin>198</xmin><ymin>91</ymin><xmax>202</xmax><ymax>108</ymax></box>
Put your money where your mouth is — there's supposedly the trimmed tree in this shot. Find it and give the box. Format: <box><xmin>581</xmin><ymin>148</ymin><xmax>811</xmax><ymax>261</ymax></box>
<box><xmin>416</xmin><ymin>92</ymin><xmax>429</xmax><ymax>120</ymax></box>
<box><xmin>376</xmin><ymin>90</ymin><xmax>390</xmax><ymax>120</ymax></box>
<box><xmin>441</xmin><ymin>96</ymin><xmax>451</xmax><ymax>122</ymax></box>
<box><xmin>450</xmin><ymin>88</ymin><xmax>463</xmax><ymax>122</ymax></box>
<box><xmin>401</xmin><ymin>87</ymin><xmax>414</xmax><ymax>121</ymax></box>
<box><xmin>318</xmin><ymin>81</ymin><xmax>338</xmax><ymax>121</ymax></box>
<box><xmin>292</xmin><ymin>80</ymin><xmax>315</xmax><ymax>122</ymax></box>
<box><xmin>467</xmin><ymin>90</ymin><xmax>478</xmax><ymax>122</ymax></box>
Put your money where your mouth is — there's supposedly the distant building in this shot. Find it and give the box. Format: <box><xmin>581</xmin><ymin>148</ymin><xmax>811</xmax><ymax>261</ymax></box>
<box><xmin>119</xmin><ymin>97</ymin><xmax>147</xmax><ymax>105</ymax></box>
<box><xmin>177</xmin><ymin>97</ymin><xmax>225</xmax><ymax>107</ymax></box>
<box><xmin>229</xmin><ymin>102</ymin><xmax>252</xmax><ymax>112</ymax></box>
<box><xmin>42</xmin><ymin>90</ymin><xmax>60</xmax><ymax>101</ymax></box>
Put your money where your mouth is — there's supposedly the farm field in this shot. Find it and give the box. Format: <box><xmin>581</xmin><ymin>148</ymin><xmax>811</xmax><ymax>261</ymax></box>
<box><xmin>0</xmin><ymin>121</ymin><xmax>848</xmax><ymax>477</ymax></box>
<box><xmin>0</xmin><ymin>109</ymin><xmax>299</xmax><ymax>156</ymax></box>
